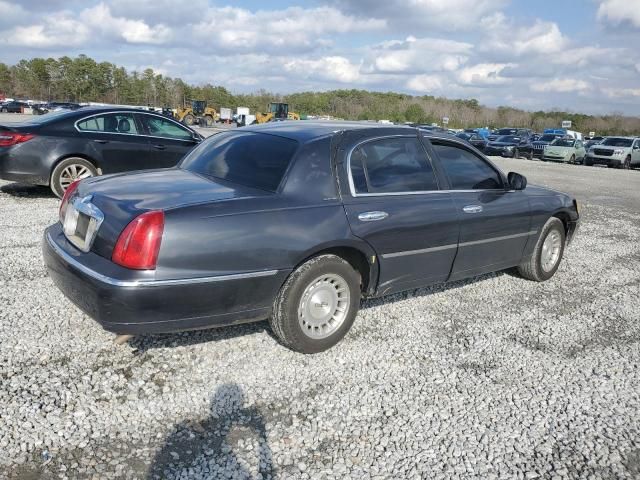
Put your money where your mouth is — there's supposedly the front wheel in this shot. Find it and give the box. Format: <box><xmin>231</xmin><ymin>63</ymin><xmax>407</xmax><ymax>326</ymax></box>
<box><xmin>50</xmin><ymin>157</ymin><xmax>97</xmax><ymax>198</ymax></box>
<box><xmin>513</xmin><ymin>148</ymin><xmax>519</xmax><ymax>158</ymax></box>
<box><xmin>517</xmin><ymin>217</ymin><xmax>565</xmax><ymax>282</ymax></box>
<box><xmin>203</xmin><ymin>115</ymin><xmax>214</xmax><ymax>127</ymax></box>
<box><xmin>570</xmin><ymin>155</ymin><xmax>576</xmax><ymax>164</ymax></box>
<box><xmin>623</xmin><ymin>156</ymin><xmax>631</xmax><ymax>170</ymax></box>
<box><xmin>528</xmin><ymin>150</ymin><xmax>533</xmax><ymax>160</ymax></box>
<box><xmin>270</xmin><ymin>254</ymin><xmax>361</xmax><ymax>353</ymax></box>
<box><xmin>183</xmin><ymin>114</ymin><xmax>195</xmax><ymax>126</ymax></box>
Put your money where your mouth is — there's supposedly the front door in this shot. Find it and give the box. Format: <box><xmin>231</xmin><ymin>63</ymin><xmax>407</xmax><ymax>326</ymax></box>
<box><xmin>339</xmin><ymin>134</ymin><xmax>460</xmax><ymax>295</ymax></box>
<box><xmin>138</xmin><ymin>113</ymin><xmax>200</xmax><ymax>168</ymax></box>
<box><xmin>76</xmin><ymin>112</ymin><xmax>151</xmax><ymax>173</ymax></box>
<box><xmin>429</xmin><ymin>141</ymin><xmax>532</xmax><ymax>281</ymax></box>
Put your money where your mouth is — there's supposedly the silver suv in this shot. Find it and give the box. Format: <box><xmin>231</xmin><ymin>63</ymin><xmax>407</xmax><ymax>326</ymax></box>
<box><xmin>585</xmin><ymin>136</ymin><xmax>640</xmax><ymax>169</ymax></box>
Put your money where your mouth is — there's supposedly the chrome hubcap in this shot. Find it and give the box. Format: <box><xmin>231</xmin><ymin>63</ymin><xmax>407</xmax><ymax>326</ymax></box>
<box><xmin>541</xmin><ymin>230</ymin><xmax>561</xmax><ymax>272</ymax></box>
<box><xmin>298</xmin><ymin>274</ymin><xmax>350</xmax><ymax>339</ymax></box>
<box><xmin>60</xmin><ymin>164</ymin><xmax>93</xmax><ymax>190</ymax></box>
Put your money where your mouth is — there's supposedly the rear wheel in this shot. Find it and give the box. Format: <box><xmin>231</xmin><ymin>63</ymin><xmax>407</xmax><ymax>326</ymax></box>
<box><xmin>270</xmin><ymin>254</ymin><xmax>361</xmax><ymax>353</ymax></box>
<box><xmin>517</xmin><ymin>217</ymin><xmax>565</xmax><ymax>282</ymax></box>
<box><xmin>50</xmin><ymin>157</ymin><xmax>97</xmax><ymax>198</ymax></box>
<box><xmin>203</xmin><ymin>115</ymin><xmax>214</xmax><ymax>127</ymax></box>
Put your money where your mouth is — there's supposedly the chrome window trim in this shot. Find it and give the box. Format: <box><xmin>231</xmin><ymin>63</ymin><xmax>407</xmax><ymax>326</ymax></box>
<box><xmin>380</xmin><ymin>230</ymin><xmax>538</xmax><ymax>259</ymax></box>
<box><xmin>346</xmin><ymin>133</ymin><xmax>508</xmax><ymax>198</ymax></box>
<box><xmin>74</xmin><ymin>110</ymin><xmax>196</xmax><ymax>143</ymax></box>
<box><xmin>46</xmin><ymin>232</ymin><xmax>278</xmax><ymax>287</ymax></box>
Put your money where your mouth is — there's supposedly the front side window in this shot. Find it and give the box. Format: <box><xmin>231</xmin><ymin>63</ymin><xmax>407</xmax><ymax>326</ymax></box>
<box><xmin>141</xmin><ymin>115</ymin><xmax>193</xmax><ymax>140</ymax></box>
<box><xmin>77</xmin><ymin>113</ymin><xmax>139</xmax><ymax>134</ymax></box>
<box><xmin>432</xmin><ymin>143</ymin><xmax>503</xmax><ymax>190</ymax></box>
<box><xmin>349</xmin><ymin>137</ymin><xmax>438</xmax><ymax>194</ymax></box>
<box><xmin>180</xmin><ymin>132</ymin><xmax>298</xmax><ymax>192</ymax></box>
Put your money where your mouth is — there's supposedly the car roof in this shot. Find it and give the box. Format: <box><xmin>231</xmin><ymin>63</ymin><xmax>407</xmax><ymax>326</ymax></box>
<box><xmin>240</xmin><ymin>120</ymin><xmax>417</xmax><ymax>142</ymax></box>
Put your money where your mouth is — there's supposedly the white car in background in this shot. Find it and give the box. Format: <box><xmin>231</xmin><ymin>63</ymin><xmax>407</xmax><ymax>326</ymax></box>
<box><xmin>585</xmin><ymin>137</ymin><xmax>640</xmax><ymax>169</ymax></box>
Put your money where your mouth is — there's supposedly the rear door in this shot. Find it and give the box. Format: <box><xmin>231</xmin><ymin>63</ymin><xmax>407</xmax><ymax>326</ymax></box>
<box><xmin>339</xmin><ymin>133</ymin><xmax>460</xmax><ymax>295</ymax></box>
<box><xmin>429</xmin><ymin>140</ymin><xmax>532</xmax><ymax>281</ymax></box>
<box><xmin>632</xmin><ymin>139</ymin><xmax>640</xmax><ymax>166</ymax></box>
<box><xmin>137</xmin><ymin>113</ymin><xmax>200</xmax><ymax>168</ymax></box>
<box><xmin>76</xmin><ymin>112</ymin><xmax>152</xmax><ymax>173</ymax></box>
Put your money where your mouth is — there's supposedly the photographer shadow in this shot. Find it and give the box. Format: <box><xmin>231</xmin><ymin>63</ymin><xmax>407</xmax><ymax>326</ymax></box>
<box><xmin>148</xmin><ymin>383</ymin><xmax>274</xmax><ymax>479</ymax></box>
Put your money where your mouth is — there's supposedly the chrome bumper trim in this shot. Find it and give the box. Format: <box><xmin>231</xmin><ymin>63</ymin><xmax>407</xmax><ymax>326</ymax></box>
<box><xmin>46</xmin><ymin>232</ymin><xmax>278</xmax><ymax>288</ymax></box>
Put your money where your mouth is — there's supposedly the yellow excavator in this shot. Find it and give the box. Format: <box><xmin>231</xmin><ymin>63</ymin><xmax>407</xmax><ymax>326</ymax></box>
<box><xmin>175</xmin><ymin>100</ymin><xmax>218</xmax><ymax>127</ymax></box>
<box><xmin>255</xmin><ymin>102</ymin><xmax>300</xmax><ymax>124</ymax></box>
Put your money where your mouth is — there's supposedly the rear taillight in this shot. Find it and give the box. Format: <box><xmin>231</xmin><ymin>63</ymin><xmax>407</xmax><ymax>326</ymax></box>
<box><xmin>59</xmin><ymin>180</ymin><xmax>80</xmax><ymax>223</ymax></box>
<box><xmin>112</xmin><ymin>211</ymin><xmax>164</xmax><ymax>270</ymax></box>
<box><xmin>0</xmin><ymin>132</ymin><xmax>35</xmax><ymax>147</ymax></box>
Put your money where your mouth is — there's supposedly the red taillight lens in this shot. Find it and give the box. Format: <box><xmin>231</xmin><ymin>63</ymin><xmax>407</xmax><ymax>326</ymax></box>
<box><xmin>112</xmin><ymin>211</ymin><xmax>164</xmax><ymax>270</ymax></box>
<box><xmin>59</xmin><ymin>179</ymin><xmax>80</xmax><ymax>223</ymax></box>
<box><xmin>0</xmin><ymin>132</ymin><xmax>35</xmax><ymax>147</ymax></box>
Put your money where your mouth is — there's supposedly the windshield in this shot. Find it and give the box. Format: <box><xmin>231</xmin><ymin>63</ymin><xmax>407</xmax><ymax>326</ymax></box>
<box><xmin>180</xmin><ymin>131</ymin><xmax>299</xmax><ymax>192</ymax></box>
<box><xmin>496</xmin><ymin>135</ymin><xmax>520</xmax><ymax>143</ymax></box>
<box><xmin>539</xmin><ymin>134</ymin><xmax>560</xmax><ymax>142</ymax></box>
<box><xmin>551</xmin><ymin>139</ymin><xmax>575</xmax><ymax>147</ymax></box>
<box><xmin>600</xmin><ymin>137</ymin><xmax>633</xmax><ymax>147</ymax></box>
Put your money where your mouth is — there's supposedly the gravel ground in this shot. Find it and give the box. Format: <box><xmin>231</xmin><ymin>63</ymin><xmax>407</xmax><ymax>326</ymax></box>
<box><xmin>1</xmin><ymin>117</ymin><xmax>639</xmax><ymax>479</ymax></box>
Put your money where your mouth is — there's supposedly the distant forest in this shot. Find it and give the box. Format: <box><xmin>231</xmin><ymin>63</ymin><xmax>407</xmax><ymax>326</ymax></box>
<box><xmin>1</xmin><ymin>54</ymin><xmax>638</xmax><ymax>134</ymax></box>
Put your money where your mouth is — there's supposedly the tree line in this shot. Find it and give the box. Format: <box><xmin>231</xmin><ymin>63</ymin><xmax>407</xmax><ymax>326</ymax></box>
<box><xmin>1</xmin><ymin>55</ymin><xmax>638</xmax><ymax>135</ymax></box>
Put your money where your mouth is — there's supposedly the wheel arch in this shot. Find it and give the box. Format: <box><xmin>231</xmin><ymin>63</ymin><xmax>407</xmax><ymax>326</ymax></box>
<box><xmin>49</xmin><ymin>153</ymin><xmax>101</xmax><ymax>185</ymax></box>
<box><xmin>292</xmin><ymin>241</ymin><xmax>379</xmax><ymax>297</ymax></box>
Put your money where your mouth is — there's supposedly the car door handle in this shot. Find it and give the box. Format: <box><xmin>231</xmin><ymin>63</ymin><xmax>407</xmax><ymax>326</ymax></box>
<box><xmin>93</xmin><ymin>139</ymin><xmax>108</xmax><ymax>144</ymax></box>
<box><xmin>152</xmin><ymin>144</ymin><xmax>166</xmax><ymax>150</ymax></box>
<box><xmin>358</xmin><ymin>211</ymin><xmax>389</xmax><ymax>222</ymax></box>
<box><xmin>462</xmin><ymin>205</ymin><xmax>483</xmax><ymax>214</ymax></box>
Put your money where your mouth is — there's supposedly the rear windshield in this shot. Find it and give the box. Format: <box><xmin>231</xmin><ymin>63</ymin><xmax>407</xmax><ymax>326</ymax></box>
<box><xmin>497</xmin><ymin>128</ymin><xmax>518</xmax><ymax>135</ymax></box>
<box><xmin>18</xmin><ymin>109</ymin><xmax>75</xmax><ymax>125</ymax></box>
<box><xmin>180</xmin><ymin>131</ymin><xmax>299</xmax><ymax>192</ymax></box>
<box><xmin>600</xmin><ymin>137</ymin><xmax>633</xmax><ymax>147</ymax></box>
<box><xmin>496</xmin><ymin>135</ymin><xmax>520</xmax><ymax>143</ymax></box>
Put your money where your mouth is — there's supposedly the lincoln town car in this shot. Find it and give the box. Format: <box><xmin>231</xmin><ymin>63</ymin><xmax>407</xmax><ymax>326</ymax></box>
<box><xmin>43</xmin><ymin>122</ymin><xmax>580</xmax><ymax>353</ymax></box>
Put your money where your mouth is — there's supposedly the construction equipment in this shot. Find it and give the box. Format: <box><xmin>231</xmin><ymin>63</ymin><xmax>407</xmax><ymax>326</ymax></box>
<box><xmin>255</xmin><ymin>102</ymin><xmax>300</xmax><ymax>124</ymax></box>
<box><xmin>175</xmin><ymin>100</ymin><xmax>218</xmax><ymax>127</ymax></box>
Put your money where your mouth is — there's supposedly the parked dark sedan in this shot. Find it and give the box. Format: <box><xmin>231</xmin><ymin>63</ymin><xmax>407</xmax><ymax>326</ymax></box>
<box><xmin>484</xmin><ymin>135</ymin><xmax>534</xmax><ymax>159</ymax></box>
<box><xmin>1</xmin><ymin>100</ymin><xmax>28</xmax><ymax>113</ymax></box>
<box><xmin>43</xmin><ymin>123</ymin><xmax>579</xmax><ymax>353</ymax></box>
<box><xmin>0</xmin><ymin>106</ymin><xmax>203</xmax><ymax>197</ymax></box>
<box><xmin>457</xmin><ymin>132</ymin><xmax>487</xmax><ymax>151</ymax></box>
<box><xmin>488</xmin><ymin>128</ymin><xmax>533</xmax><ymax>142</ymax></box>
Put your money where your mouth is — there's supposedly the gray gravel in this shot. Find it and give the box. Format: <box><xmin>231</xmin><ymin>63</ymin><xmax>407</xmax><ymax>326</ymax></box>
<box><xmin>1</xmin><ymin>124</ymin><xmax>639</xmax><ymax>479</ymax></box>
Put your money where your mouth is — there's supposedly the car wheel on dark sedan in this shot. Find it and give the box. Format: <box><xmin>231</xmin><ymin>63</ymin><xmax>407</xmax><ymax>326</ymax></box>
<box><xmin>513</xmin><ymin>148</ymin><xmax>519</xmax><ymax>159</ymax></box>
<box><xmin>270</xmin><ymin>254</ymin><xmax>361</xmax><ymax>354</ymax></box>
<box><xmin>50</xmin><ymin>157</ymin><xmax>97</xmax><ymax>198</ymax></box>
<box><xmin>518</xmin><ymin>217</ymin><xmax>565</xmax><ymax>282</ymax></box>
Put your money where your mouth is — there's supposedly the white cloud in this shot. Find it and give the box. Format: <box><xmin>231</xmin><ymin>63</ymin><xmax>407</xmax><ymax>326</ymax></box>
<box><xmin>284</xmin><ymin>56</ymin><xmax>361</xmax><ymax>83</ymax></box>
<box><xmin>406</xmin><ymin>74</ymin><xmax>443</xmax><ymax>92</ymax></box>
<box><xmin>597</xmin><ymin>0</ymin><xmax>640</xmax><ymax>28</ymax></box>
<box><xmin>2</xmin><ymin>12</ymin><xmax>90</xmax><ymax>47</ymax></box>
<box><xmin>457</xmin><ymin>63</ymin><xmax>515</xmax><ymax>86</ymax></box>
<box><xmin>602</xmin><ymin>87</ymin><xmax>640</xmax><ymax>98</ymax></box>
<box><xmin>531</xmin><ymin>79</ymin><xmax>591</xmax><ymax>93</ymax></box>
<box><xmin>482</xmin><ymin>14</ymin><xmax>568</xmax><ymax>56</ymax></box>
<box><xmin>81</xmin><ymin>3</ymin><xmax>171</xmax><ymax>44</ymax></box>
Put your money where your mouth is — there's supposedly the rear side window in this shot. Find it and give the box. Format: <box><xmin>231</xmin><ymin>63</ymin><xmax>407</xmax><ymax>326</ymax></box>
<box><xmin>77</xmin><ymin>113</ymin><xmax>139</xmax><ymax>134</ymax></box>
<box><xmin>432</xmin><ymin>143</ymin><xmax>503</xmax><ymax>190</ymax></box>
<box><xmin>180</xmin><ymin>132</ymin><xmax>298</xmax><ymax>192</ymax></box>
<box><xmin>140</xmin><ymin>115</ymin><xmax>193</xmax><ymax>140</ymax></box>
<box><xmin>350</xmin><ymin>137</ymin><xmax>438</xmax><ymax>194</ymax></box>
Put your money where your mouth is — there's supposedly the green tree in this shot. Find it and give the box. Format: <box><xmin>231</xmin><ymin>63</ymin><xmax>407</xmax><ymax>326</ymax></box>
<box><xmin>405</xmin><ymin>103</ymin><xmax>426</xmax><ymax>123</ymax></box>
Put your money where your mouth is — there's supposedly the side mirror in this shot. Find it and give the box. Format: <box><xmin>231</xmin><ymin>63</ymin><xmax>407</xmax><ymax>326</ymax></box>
<box><xmin>508</xmin><ymin>172</ymin><xmax>527</xmax><ymax>191</ymax></box>
<box><xmin>192</xmin><ymin>132</ymin><xmax>202</xmax><ymax>143</ymax></box>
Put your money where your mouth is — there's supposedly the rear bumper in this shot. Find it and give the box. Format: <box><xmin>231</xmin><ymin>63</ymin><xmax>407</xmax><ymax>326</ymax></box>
<box><xmin>43</xmin><ymin>224</ymin><xmax>287</xmax><ymax>334</ymax></box>
<box><xmin>0</xmin><ymin>145</ymin><xmax>50</xmax><ymax>185</ymax></box>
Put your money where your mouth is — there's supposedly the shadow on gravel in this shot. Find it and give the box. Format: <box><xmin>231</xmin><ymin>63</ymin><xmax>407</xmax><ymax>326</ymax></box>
<box><xmin>0</xmin><ymin>182</ymin><xmax>55</xmax><ymax>199</ymax></box>
<box><xmin>130</xmin><ymin>321</ymin><xmax>273</xmax><ymax>353</ymax></box>
<box><xmin>148</xmin><ymin>383</ymin><xmax>275</xmax><ymax>480</ymax></box>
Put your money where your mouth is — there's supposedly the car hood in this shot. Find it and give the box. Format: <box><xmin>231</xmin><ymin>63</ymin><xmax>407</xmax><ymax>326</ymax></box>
<box><xmin>487</xmin><ymin>142</ymin><xmax>516</xmax><ymax>147</ymax></box>
<box><xmin>545</xmin><ymin>146</ymin><xmax>572</xmax><ymax>155</ymax></box>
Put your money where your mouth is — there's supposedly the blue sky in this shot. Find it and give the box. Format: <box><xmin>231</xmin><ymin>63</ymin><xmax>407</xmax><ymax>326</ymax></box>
<box><xmin>1</xmin><ymin>0</ymin><xmax>639</xmax><ymax>115</ymax></box>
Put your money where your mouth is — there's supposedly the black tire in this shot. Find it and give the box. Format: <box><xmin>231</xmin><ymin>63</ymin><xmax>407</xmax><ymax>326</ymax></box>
<box><xmin>517</xmin><ymin>217</ymin><xmax>565</xmax><ymax>282</ymax></box>
<box><xmin>270</xmin><ymin>254</ymin><xmax>361</xmax><ymax>354</ymax></box>
<box><xmin>1</xmin><ymin>108</ymin><xmax>7</xmax><ymax>113</ymax></box>
<box><xmin>513</xmin><ymin>148</ymin><xmax>519</xmax><ymax>159</ymax></box>
<box><xmin>183</xmin><ymin>114</ymin><xmax>195</xmax><ymax>126</ymax></box>
<box><xmin>50</xmin><ymin>157</ymin><xmax>98</xmax><ymax>198</ymax></box>
<box><xmin>570</xmin><ymin>155</ymin><xmax>575</xmax><ymax>164</ymax></box>
<box><xmin>203</xmin><ymin>115</ymin><xmax>214</xmax><ymax>127</ymax></box>
<box><xmin>623</xmin><ymin>156</ymin><xmax>631</xmax><ymax>170</ymax></box>
<box><xmin>585</xmin><ymin>158</ymin><xmax>593</xmax><ymax>166</ymax></box>
<box><xmin>528</xmin><ymin>150</ymin><xmax>533</xmax><ymax>160</ymax></box>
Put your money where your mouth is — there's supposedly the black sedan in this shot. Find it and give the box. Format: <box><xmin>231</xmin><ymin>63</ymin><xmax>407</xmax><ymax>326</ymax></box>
<box><xmin>0</xmin><ymin>106</ymin><xmax>203</xmax><ymax>197</ymax></box>
<box><xmin>44</xmin><ymin>123</ymin><xmax>580</xmax><ymax>353</ymax></box>
<box><xmin>457</xmin><ymin>132</ymin><xmax>487</xmax><ymax>151</ymax></box>
<box><xmin>484</xmin><ymin>135</ymin><xmax>534</xmax><ymax>159</ymax></box>
<box><xmin>1</xmin><ymin>101</ymin><xmax>28</xmax><ymax>113</ymax></box>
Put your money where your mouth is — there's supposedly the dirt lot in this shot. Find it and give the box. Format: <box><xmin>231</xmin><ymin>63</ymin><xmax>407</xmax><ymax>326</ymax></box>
<box><xmin>1</xmin><ymin>113</ymin><xmax>639</xmax><ymax>479</ymax></box>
